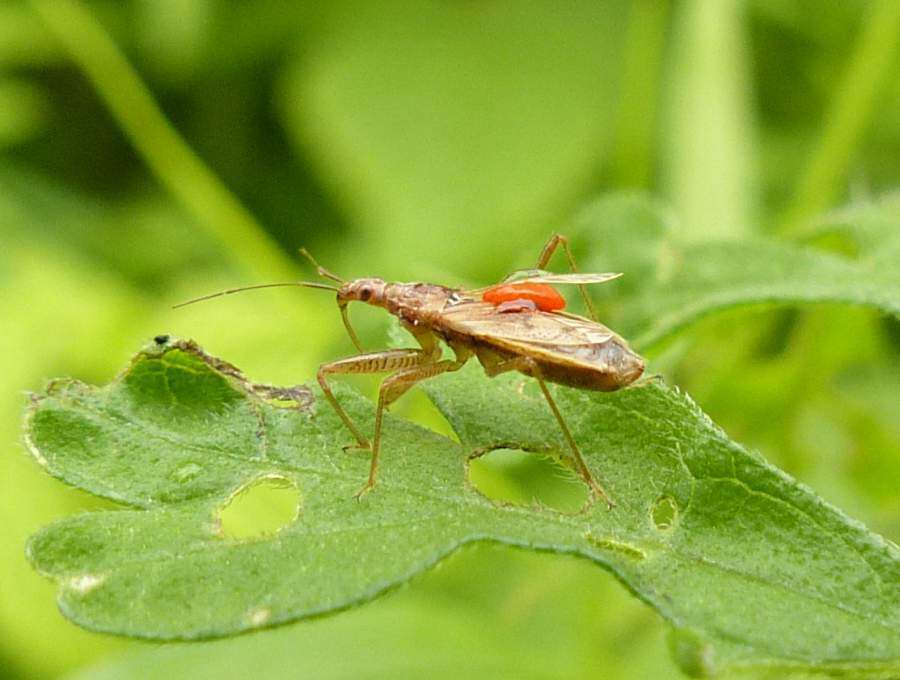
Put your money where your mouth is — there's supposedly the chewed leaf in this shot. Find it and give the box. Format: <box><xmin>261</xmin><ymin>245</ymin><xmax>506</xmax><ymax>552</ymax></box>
<box><xmin>24</xmin><ymin>339</ymin><xmax>900</xmax><ymax>677</ymax></box>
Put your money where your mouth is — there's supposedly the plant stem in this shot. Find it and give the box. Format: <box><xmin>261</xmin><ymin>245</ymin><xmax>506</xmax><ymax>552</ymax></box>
<box><xmin>664</xmin><ymin>0</ymin><xmax>756</xmax><ymax>241</ymax></box>
<box><xmin>610</xmin><ymin>0</ymin><xmax>669</xmax><ymax>189</ymax></box>
<box><xmin>29</xmin><ymin>0</ymin><xmax>298</xmax><ymax>281</ymax></box>
<box><xmin>780</xmin><ymin>0</ymin><xmax>900</xmax><ymax>234</ymax></box>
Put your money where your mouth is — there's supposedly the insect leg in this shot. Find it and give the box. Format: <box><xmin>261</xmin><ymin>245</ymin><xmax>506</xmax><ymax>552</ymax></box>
<box><xmin>338</xmin><ymin>301</ymin><xmax>365</xmax><ymax>352</ymax></box>
<box><xmin>358</xmin><ymin>356</ymin><xmax>467</xmax><ymax>498</ymax></box>
<box><xmin>480</xmin><ymin>353</ymin><xmax>613</xmax><ymax>507</ymax></box>
<box><xmin>535</xmin><ymin>233</ymin><xmax>598</xmax><ymax>322</ymax></box>
<box><xmin>532</xmin><ymin>371</ymin><xmax>614</xmax><ymax>508</ymax></box>
<box><xmin>317</xmin><ymin>348</ymin><xmax>428</xmax><ymax>450</ymax></box>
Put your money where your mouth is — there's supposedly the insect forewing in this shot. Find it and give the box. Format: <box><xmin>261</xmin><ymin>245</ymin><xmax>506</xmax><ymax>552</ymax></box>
<box><xmin>440</xmin><ymin>301</ymin><xmax>617</xmax><ymax>347</ymax></box>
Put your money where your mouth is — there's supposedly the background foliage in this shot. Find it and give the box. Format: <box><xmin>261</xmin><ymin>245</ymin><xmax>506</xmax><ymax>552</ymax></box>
<box><xmin>1</xmin><ymin>0</ymin><xmax>898</xmax><ymax>678</ymax></box>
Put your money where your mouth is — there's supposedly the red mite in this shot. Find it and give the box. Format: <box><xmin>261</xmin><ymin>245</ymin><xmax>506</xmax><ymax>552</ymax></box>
<box><xmin>482</xmin><ymin>282</ymin><xmax>566</xmax><ymax>312</ymax></box>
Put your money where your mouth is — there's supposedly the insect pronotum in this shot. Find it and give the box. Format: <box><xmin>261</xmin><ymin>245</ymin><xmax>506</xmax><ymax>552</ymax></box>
<box><xmin>176</xmin><ymin>234</ymin><xmax>644</xmax><ymax>507</ymax></box>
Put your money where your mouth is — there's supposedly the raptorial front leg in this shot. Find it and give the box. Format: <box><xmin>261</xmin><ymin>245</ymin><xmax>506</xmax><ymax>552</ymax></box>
<box><xmin>317</xmin><ymin>348</ymin><xmax>429</xmax><ymax>450</ymax></box>
<box><xmin>356</xmin><ymin>357</ymin><xmax>468</xmax><ymax>498</ymax></box>
<box><xmin>535</xmin><ymin>233</ymin><xmax>598</xmax><ymax>322</ymax></box>
<box><xmin>480</xmin><ymin>352</ymin><xmax>614</xmax><ymax>508</ymax></box>
<box><xmin>338</xmin><ymin>301</ymin><xmax>365</xmax><ymax>353</ymax></box>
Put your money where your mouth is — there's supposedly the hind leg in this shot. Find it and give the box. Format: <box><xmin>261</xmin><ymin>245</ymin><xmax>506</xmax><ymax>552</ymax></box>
<box><xmin>480</xmin><ymin>352</ymin><xmax>614</xmax><ymax>508</ymax></box>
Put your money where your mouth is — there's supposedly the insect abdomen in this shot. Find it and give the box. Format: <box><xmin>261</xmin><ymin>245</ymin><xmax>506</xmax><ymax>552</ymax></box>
<box><xmin>538</xmin><ymin>340</ymin><xmax>644</xmax><ymax>391</ymax></box>
<box><xmin>474</xmin><ymin>335</ymin><xmax>643</xmax><ymax>392</ymax></box>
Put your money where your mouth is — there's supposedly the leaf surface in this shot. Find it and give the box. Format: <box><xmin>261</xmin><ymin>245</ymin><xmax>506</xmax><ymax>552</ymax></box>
<box><xmin>25</xmin><ymin>339</ymin><xmax>900</xmax><ymax>677</ymax></box>
<box><xmin>568</xmin><ymin>193</ymin><xmax>900</xmax><ymax>350</ymax></box>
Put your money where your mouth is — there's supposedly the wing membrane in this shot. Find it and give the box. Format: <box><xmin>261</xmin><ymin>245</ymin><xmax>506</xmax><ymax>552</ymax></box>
<box><xmin>509</xmin><ymin>271</ymin><xmax>623</xmax><ymax>285</ymax></box>
<box><xmin>466</xmin><ymin>270</ymin><xmax>622</xmax><ymax>294</ymax></box>
<box><xmin>501</xmin><ymin>269</ymin><xmax>622</xmax><ymax>285</ymax></box>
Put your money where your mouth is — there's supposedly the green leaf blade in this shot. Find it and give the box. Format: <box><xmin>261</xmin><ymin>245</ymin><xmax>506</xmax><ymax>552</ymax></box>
<box><xmin>24</xmin><ymin>337</ymin><xmax>900</xmax><ymax>676</ymax></box>
<box><xmin>626</xmin><ymin>239</ymin><xmax>900</xmax><ymax>349</ymax></box>
<box><xmin>569</xmin><ymin>193</ymin><xmax>900</xmax><ymax>352</ymax></box>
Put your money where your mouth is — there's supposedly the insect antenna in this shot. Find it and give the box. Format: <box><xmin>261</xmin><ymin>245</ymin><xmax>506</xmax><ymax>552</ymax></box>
<box><xmin>173</xmin><ymin>281</ymin><xmax>339</xmax><ymax>309</ymax></box>
<box><xmin>299</xmin><ymin>248</ymin><xmax>345</xmax><ymax>284</ymax></box>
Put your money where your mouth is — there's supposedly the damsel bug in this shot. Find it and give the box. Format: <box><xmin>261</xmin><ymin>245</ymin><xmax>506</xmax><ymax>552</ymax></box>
<box><xmin>176</xmin><ymin>234</ymin><xmax>644</xmax><ymax>507</ymax></box>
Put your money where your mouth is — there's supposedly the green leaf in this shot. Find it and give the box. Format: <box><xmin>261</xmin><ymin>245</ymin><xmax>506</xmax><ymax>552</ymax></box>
<box><xmin>569</xmin><ymin>193</ymin><xmax>900</xmax><ymax>350</ymax></box>
<box><xmin>25</xmin><ymin>338</ymin><xmax>900</xmax><ymax>677</ymax></box>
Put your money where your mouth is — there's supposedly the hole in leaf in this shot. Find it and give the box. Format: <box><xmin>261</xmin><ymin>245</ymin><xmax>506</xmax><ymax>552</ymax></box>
<box><xmin>651</xmin><ymin>495</ymin><xmax>678</xmax><ymax>530</ymax></box>
<box><xmin>468</xmin><ymin>448</ymin><xmax>588</xmax><ymax>513</ymax></box>
<box><xmin>217</xmin><ymin>476</ymin><xmax>300</xmax><ymax>540</ymax></box>
<box><xmin>393</xmin><ymin>388</ymin><xmax>458</xmax><ymax>441</ymax></box>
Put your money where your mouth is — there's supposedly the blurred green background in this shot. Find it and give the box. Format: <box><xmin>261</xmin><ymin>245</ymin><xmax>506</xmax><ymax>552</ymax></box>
<box><xmin>2</xmin><ymin>0</ymin><xmax>898</xmax><ymax>678</ymax></box>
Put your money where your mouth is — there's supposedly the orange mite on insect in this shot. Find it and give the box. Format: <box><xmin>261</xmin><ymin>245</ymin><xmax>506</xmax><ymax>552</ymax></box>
<box><xmin>175</xmin><ymin>234</ymin><xmax>643</xmax><ymax>508</ymax></box>
<box><xmin>482</xmin><ymin>282</ymin><xmax>566</xmax><ymax>312</ymax></box>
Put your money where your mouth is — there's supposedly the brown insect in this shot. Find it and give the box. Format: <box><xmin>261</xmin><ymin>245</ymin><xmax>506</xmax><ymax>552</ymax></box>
<box><xmin>176</xmin><ymin>234</ymin><xmax>644</xmax><ymax>507</ymax></box>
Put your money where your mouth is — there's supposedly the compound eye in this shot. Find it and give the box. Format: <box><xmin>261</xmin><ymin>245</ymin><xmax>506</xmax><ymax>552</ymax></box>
<box><xmin>359</xmin><ymin>286</ymin><xmax>372</xmax><ymax>301</ymax></box>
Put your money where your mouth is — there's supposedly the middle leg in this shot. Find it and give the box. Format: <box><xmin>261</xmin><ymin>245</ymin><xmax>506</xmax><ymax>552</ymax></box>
<box><xmin>356</xmin><ymin>356</ymin><xmax>468</xmax><ymax>497</ymax></box>
<box><xmin>317</xmin><ymin>348</ymin><xmax>434</xmax><ymax>450</ymax></box>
